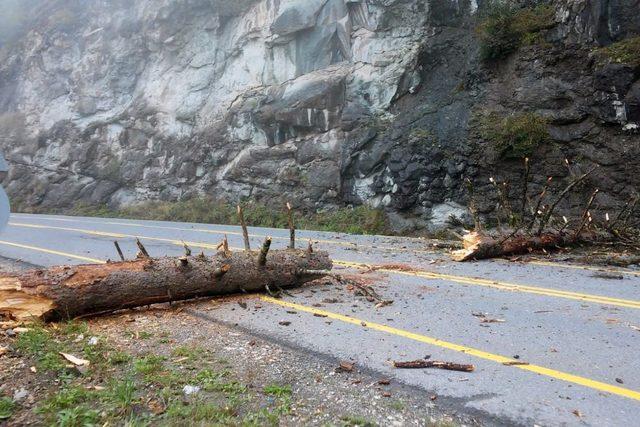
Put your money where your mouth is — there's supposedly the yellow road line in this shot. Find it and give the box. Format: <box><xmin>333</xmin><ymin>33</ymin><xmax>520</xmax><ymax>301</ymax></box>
<box><xmin>0</xmin><ymin>240</ymin><xmax>106</xmax><ymax>264</ymax></box>
<box><xmin>10</xmin><ymin>215</ymin><xmax>436</xmax><ymax>254</ymax></box>
<box><xmin>334</xmin><ymin>260</ymin><xmax>640</xmax><ymax>309</ymax></box>
<box><xmin>261</xmin><ymin>296</ymin><xmax>640</xmax><ymax>402</ymax></box>
<box><xmin>8</xmin><ymin>222</ymin><xmax>640</xmax><ymax>309</ymax></box>
<box><xmin>526</xmin><ymin>260</ymin><xmax>640</xmax><ymax>278</ymax></box>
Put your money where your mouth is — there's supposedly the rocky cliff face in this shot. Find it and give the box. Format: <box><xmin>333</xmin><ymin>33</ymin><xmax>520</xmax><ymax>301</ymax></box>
<box><xmin>0</xmin><ymin>0</ymin><xmax>638</xmax><ymax>231</ymax></box>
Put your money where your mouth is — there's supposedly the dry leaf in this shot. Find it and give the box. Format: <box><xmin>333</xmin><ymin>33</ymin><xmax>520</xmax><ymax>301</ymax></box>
<box><xmin>59</xmin><ymin>352</ymin><xmax>90</xmax><ymax>366</ymax></box>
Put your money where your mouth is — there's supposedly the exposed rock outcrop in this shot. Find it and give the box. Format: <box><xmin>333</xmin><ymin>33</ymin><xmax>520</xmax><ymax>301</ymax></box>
<box><xmin>0</xmin><ymin>0</ymin><xmax>638</xmax><ymax>232</ymax></box>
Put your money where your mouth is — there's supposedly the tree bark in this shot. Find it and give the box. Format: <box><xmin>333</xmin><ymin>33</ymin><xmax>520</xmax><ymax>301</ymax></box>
<box><xmin>451</xmin><ymin>231</ymin><xmax>578</xmax><ymax>262</ymax></box>
<box><xmin>0</xmin><ymin>249</ymin><xmax>332</xmax><ymax>322</ymax></box>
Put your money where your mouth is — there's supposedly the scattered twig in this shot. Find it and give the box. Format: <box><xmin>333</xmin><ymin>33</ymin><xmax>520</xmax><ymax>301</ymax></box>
<box><xmin>393</xmin><ymin>360</ymin><xmax>474</xmax><ymax>372</ymax></box>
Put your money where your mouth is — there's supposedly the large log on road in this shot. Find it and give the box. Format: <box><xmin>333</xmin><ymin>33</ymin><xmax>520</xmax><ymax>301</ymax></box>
<box><xmin>0</xmin><ymin>248</ymin><xmax>332</xmax><ymax>322</ymax></box>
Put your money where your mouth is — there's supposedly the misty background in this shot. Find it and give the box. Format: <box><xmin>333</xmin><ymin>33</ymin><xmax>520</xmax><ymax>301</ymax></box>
<box><xmin>0</xmin><ymin>0</ymin><xmax>45</xmax><ymax>46</ymax></box>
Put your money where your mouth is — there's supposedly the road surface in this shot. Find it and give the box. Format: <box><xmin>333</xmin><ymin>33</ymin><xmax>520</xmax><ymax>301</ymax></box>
<box><xmin>1</xmin><ymin>213</ymin><xmax>639</xmax><ymax>426</ymax></box>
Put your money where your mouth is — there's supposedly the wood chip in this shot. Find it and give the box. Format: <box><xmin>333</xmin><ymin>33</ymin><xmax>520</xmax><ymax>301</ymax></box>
<box><xmin>278</xmin><ymin>321</ymin><xmax>291</xmax><ymax>326</ymax></box>
<box><xmin>59</xmin><ymin>352</ymin><xmax>90</xmax><ymax>366</ymax></box>
<box><xmin>337</xmin><ymin>361</ymin><xmax>355</xmax><ymax>372</ymax></box>
<box><xmin>502</xmin><ymin>361</ymin><xmax>530</xmax><ymax>366</ymax></box>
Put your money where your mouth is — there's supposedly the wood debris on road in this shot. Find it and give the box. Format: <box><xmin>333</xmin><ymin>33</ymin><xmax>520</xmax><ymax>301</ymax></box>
<box><xmin>392</xmin><ymin>360</ymin><xmax>475</xmax><ymax>372</ymax></box>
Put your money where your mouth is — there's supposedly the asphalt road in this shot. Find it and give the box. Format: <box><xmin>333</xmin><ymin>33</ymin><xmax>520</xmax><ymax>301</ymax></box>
<box><xmin>2</xmin><ymin>213</ymin><xmax>640</xmax><ymax>426</ymax></box>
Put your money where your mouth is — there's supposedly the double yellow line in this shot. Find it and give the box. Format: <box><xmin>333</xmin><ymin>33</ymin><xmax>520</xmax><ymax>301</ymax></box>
<box><xmin>334</xmin><ymin>261</ymin><xmax>640</xmax><ymax>310</ymax></box>
<box><xmin>11</xmin><ymin>215</ymin><xmax>436</xmax><ymax>255</ymax></box>
<box><xmin>1</xmin><ymin>236</ymin><xmax>639</xmax><ymax>401</ymax></box>
<box><xmin>8</xmin><ymin>221</ymin><xmax>640</xmax><ymax>310</ymax></box>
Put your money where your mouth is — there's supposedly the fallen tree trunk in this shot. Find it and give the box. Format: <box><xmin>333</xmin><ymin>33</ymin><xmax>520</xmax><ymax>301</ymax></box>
<box><xmin>0</xmin><ymin>249</ymin><xmax>332</xmax><ymax>322</ymax></box>
<box><xmin>451</xmin><ymin>231</ymin><xmax>581</xmax><ymax>262</ymax></box>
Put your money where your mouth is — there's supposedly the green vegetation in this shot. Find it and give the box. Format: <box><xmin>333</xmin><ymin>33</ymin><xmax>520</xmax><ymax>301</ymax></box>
<box><xmin>477</xmin><ymin>1</ymin><xmax>555</xmax><ymax>60</ymax></box>
<box><xmin>594</xmin><ymin>36</ymin><xmax>640</xmax><ymax>67</ymax></box>
<box><xmin>0</xmin><ymin>397</ymin><xmax>16</xmax><ymax>420</ymax></box>
<box><xmin>164</xmin><ymin>400</ymin><xmax>234</xmax><ymax>424</ymax></box>
<box><xmin>340</xmin><ymin>415</ymin><xmax>377</xmax><ymax>426</ymax></box>
<box><xmin>14</xmin><ymin>326</ymin><xmax>67</xmax><ymax>372</ymax></box>
<box><xmin>7</xmin><ymin>320</ymin><xmax>311</xmax><ymax>425</ymax></box>
<box><xmin>66</xmin><ymin>199</ymin><xmax>390</xmax><ymax>235</ymax></box>
<box><xmin>478</xmin><ymin>111</ymin><xmax>550</xmax><ymax>159</ymax></box>
<box><xmin>263</xmin><ymin>384</ymin><xmax>292</xmax><ymax>398</ymax></box>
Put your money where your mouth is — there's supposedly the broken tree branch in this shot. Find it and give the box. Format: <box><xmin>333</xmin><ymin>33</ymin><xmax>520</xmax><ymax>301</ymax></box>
<box><xmin>574</xmin><ymin>189</ymin><xmax>599</xmax><ymax>238</ymax></box>
<box><xmin>527</xmin><ymin>177</ymin><xmax>552</xmax><ymax>232</ymax></box>
<box><xmin>537</xmin><ymin>165</ymin><xmax>598</xmax><ymax>234</ymax></box>
<box><xmin>113</xmin><ymin>241</ymin><xmax>125</xmax><ymax>262</ymax></box>
<box><xmin>393</xmin><ymin>360</ymin><xmax>475</xmax><ymax>372</ymax></box>
<box><xmin>521</xmin><ymin>157</ymin><xmax>530</xmax><ymax>219</ymax></box>
<box><xmin>237</xmin><ymin>205</ymin><xmax>251</xmax><ymax>251</ymax></box>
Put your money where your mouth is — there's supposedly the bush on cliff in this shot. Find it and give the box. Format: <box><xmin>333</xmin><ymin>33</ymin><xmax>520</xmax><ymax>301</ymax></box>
<box><xmin>479</xmin><ymin>111</ymin><xmax>550</xmax><ymax>159</ymax></box>
<box><xmin>594</xmin><ymin>36</ymin><xmax>640</xmax><ymax>68</ymax></box>
<box><xmin>477</xmin><ymin>1</ymin><xmax>556</xmax><ymax>60</ymax></box>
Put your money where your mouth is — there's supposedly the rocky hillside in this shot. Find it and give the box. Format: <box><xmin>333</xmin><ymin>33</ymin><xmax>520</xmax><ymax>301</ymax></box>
<box><xmin>0</xmin><ymin>0</ymin><xmax>638</xmax><ymax>232</ymax></box>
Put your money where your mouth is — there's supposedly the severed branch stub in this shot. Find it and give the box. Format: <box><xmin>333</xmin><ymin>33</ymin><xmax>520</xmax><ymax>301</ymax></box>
<box><xmin>258</xmin><ymin>237</ymin><xmax>272</xmax><ymax>266</ymax></box>
<box><xmin>136</xmin><ymin>238</ymin><xmax>150</xmax><ymax>258</ymax></box>
<box><xmin>393</xmin><ymin>360</ymin><xmax>475</xmax><ymax>372</ymax></box>
<box><xmin>286</xmin><ymin>202</ymin><xmax>295</xmax><ymax>249</ymax></box>
<box><xmin>0</xmin><ymin>248</ymin><xmax>332</xmax><ymax>322</ymax></box>
<box><xmin>113</xmin><ymin>241</ymin><xmax>125</xmax><ymax>262</ymax></box>
<box><xmin>237</xmin><ymin>205</ymin><xmax>251</xmax><ymax>251</ymax></box>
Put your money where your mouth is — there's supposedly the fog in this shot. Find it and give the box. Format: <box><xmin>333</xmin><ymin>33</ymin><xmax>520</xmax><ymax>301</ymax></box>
<box><xmin>0</xmin><ymin>0</ymin><xmax>45</xmax><ymax>46</ymax></box>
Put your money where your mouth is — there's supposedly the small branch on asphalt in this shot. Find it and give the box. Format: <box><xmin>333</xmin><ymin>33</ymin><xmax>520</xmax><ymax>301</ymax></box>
<box><xmin>393</xmin><ymin>360</ymin><xmax>475</xmax><ymax>372</ymax></box>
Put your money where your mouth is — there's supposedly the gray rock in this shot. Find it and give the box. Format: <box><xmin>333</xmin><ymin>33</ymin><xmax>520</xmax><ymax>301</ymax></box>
<box><xmin>0</xmin><ymin>0</ymin><xmax>637</xmax><ymax>226</ymax></box>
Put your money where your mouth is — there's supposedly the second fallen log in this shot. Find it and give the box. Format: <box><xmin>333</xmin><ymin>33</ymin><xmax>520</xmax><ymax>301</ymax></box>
<box><xmin>0</xmin><ymin>249</ymin><xmax>332</xmax><ymax>322</ymax></box>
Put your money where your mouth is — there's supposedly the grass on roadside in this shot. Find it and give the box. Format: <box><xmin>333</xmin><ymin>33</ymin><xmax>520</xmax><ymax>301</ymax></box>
<box><xmin>17</xmin><ymin>198</ymin><xmax>391</xmax><ymax>236</ymax></box>
<box><xmin>7</xmin><ymin>320</ymin><xmax>302</xmax><ymax>425</ymax></box>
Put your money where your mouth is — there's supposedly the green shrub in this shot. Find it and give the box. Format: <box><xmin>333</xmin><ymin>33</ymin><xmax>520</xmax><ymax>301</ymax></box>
<box><xmin>479</xmin><ymin>112</ymin><xmax>550</xmax><ymax>159</ymax></box>
<box><xmin>477</xmin><ymin>1</ymin><xmax>555</xmax><ymax>60</ymax></box>
<box><xmin>594</xmin><ymin>36</ymin><xmax>640</xmax><ymax>67</ymax></box>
